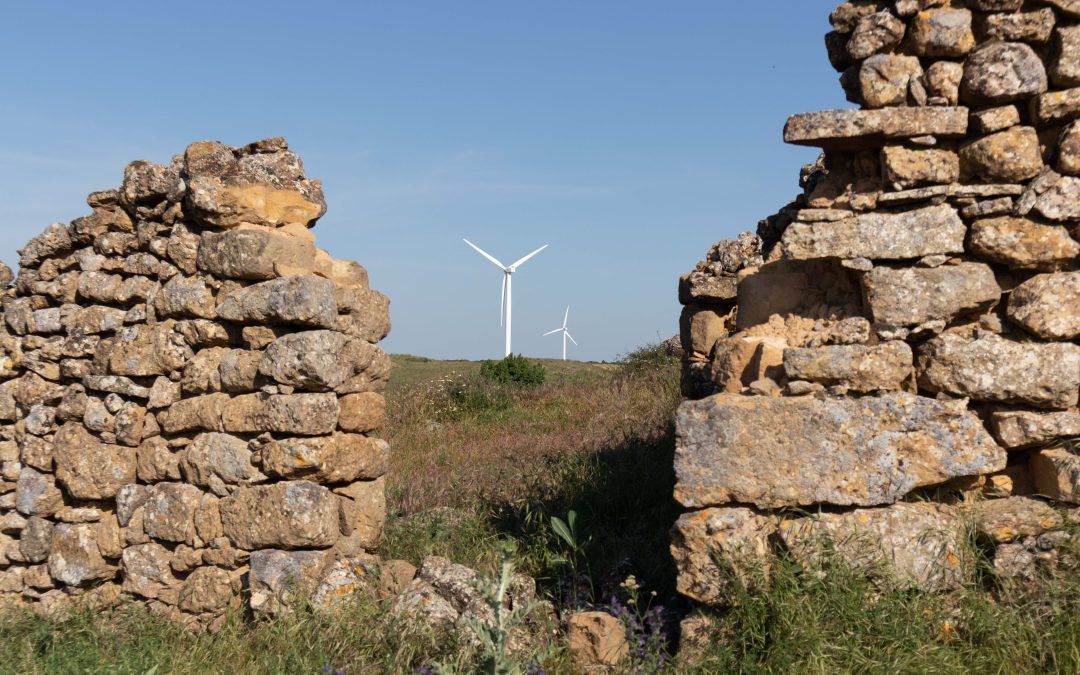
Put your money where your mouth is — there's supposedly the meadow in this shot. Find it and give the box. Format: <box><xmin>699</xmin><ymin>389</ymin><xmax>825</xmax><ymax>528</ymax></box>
<box><xmin>1</xmin><ymin>347</ymin><xmax>1079</xmax><ymax>674</ymax></box>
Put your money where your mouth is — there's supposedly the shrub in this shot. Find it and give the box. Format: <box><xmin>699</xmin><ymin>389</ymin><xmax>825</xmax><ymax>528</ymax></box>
<box><xmin>480</xmin><ymin>355</ymin><xmax>546</xmax><ymax>386</ymax></box>
<box><xmin>619</xmin><ymin>341</ymin><xmax>680</xmax><ymax>377</ymax></box>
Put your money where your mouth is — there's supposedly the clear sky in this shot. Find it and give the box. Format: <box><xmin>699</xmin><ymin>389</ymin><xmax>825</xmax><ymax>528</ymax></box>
<box><xmin>0</xmin><ymin>1</ymin><xmax>846</xmax><ymax>361</ymax></box>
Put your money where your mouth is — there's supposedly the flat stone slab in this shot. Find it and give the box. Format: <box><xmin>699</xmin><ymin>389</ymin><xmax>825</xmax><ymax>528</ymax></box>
<box><xmin>782</xmin><ymin>341</ymin><xmax>912</xmax><ymax>392</ymax></box>
<box><xmin>674</xmin><ymin>392</ymin><xmax>1005</xmax><ymax>509</ymax></box>
<box><xmin>782</xmin><ymin>204</ymin><xmax>966</xmax><ymax>260</ymax></box>
<box><xmin>917</xmin><ymin>331</ymin><xmax>1080</xmax><ymax>409</ymax></box>
<box><xmin>784</xmin><ymin>107</ymin><xmax>968</xmax><ymax>149</ymax></box>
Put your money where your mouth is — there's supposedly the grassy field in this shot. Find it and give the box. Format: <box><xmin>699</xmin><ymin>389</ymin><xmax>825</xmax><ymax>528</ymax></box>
<box><xmin>2</xmin><ymin>348</ymin><xmax>1080</xmax><ymax>673</ymax></box>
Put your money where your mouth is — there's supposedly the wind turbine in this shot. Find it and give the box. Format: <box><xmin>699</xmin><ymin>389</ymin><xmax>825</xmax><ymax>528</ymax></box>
<box><xmin>463</xmin><ymin>239</ymin><xmax>548</xmax><ymax>357</ymax></box>
<box><xmin>543</xmin><ymin>306</ymin><xmax>578</xmax><ymax>361</ymax></box>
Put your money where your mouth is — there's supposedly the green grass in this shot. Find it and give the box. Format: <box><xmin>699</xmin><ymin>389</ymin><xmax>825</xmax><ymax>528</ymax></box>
<box><xmin>3</xmin><ymin>347</ymin><xmax>1080</xmax><ymax>674</ymax></box>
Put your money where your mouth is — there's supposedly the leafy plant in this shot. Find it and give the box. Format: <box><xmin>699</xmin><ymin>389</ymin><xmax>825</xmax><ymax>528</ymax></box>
<box><xmin>480</xmin><ymin>355</ymin><xmax>547</xmax><ymax>386</ymax></box>
<box><xmin>550</xmin><ymin>510</ymin><xmax>593</xmax><ymax>608</ymax></box>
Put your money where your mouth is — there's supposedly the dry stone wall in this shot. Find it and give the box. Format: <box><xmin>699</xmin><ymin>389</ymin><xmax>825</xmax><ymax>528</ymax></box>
<box><xmin>675</xmin><ymin>1</ymin><xmax>1080</xmax><ymax>605</ymax></box>
<box><xmin>0</xmin><ymin>137</ymin><xmax>391</xmax><ymax>628</ymax></box>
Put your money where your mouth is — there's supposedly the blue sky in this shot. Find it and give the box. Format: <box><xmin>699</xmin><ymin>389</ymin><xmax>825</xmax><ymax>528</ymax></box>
<box><xmin>0</xmin><ymin>1</ymin><xmax>845</xmax><ymax>361</ymax></box>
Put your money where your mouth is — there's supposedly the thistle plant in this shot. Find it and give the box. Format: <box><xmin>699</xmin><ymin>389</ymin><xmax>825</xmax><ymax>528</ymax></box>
<box><xmin>606</xmin><ymin>575</ymin><xmax>669</xmax><ymax>673</ymax></box>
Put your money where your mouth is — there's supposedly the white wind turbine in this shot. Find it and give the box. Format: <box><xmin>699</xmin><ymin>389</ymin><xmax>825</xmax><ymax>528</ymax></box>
<box><xmin>463</xmin><ymin>239</ymin><xmax>548</xmax><ymax>357</ymax></box>
<box><xmin>543</xmin><ymin>306</ymin><xmax>578</xmax><ymax>361</ymax></box>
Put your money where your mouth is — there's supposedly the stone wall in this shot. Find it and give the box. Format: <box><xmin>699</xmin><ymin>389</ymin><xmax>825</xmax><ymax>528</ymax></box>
<box><xmin>0</xmin><ymin>138</ymin><xmax>392</xmax><ymax>628</ymax></box>
<box><xmin>674</xmin><ymin>1</ymin><xmax>1080</xmax><ymax>605</ymax></box>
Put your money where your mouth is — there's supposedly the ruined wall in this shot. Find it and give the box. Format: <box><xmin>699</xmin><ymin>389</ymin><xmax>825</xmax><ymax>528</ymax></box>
<box><xmin>674</xmin><ymin>1</ymin><xmax>1080</xmax><ymax>605</ymax></box>
<box><xmin>0</xmin><ymin>138</ymin><xmax>391</xmax><ymax>627</ymax></box>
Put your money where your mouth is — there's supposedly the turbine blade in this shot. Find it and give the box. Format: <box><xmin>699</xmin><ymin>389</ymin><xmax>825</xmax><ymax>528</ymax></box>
<box><xmin>509</xmin><ymin>244</ymin><xmax>548</xmax><ymax>269</ymax></box>
<box><xmin>463</xmin><ymin>238</ymin><xmax>507</xmax><ymax>270</ymax></box>
<box><xmin>563</xmin><ymin>305</ymin><xmax>569</xmax><ymax>329</ymax></box>
<box><xmin>543</xmin><ymin>328</ymin><xmax>562</xmax><ymax>336</ymax></box>
<box><xmin>500</xmin><ymin>274</ymin><xmax>506</xmax><ymax>326</ymax></box>
<box><xmin>566</xmin><ymin>332</ymin><xmax>578</xmax><ymax>346</ymax></box>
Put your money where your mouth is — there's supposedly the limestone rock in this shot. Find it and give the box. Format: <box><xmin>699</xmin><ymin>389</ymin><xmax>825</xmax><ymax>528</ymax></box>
<box><xmin>961</xmin><ymin>42</ymin><xmax>1047</xmax><ymax>104</ymax></box>
<box><xmin>917</xmin><ymin>331</ymin><xmax>1080</xmax><ymax>409</ymax></box>
<box><xmin>180</xmin><ymin>432</ymin><xmax>259</xmax><ymax>487</ymax></box>
<box><xmin>781</xmin><ymin>341</ymin><xmax>912</xmax><ymax>392</ymax></box>
<box><xmin>1030</xmin><ymin>448</ymin><xmax>1080</xmax><ymax>503</ymax></box>
<box><xmin>1051</xmin><ymin>25</ymin><xmax>1080</xmax><ymax>88</ymax></box>
<box><xmin>970</xmin><ymin>106</ymin><xmax>1021</xmax><ymax>135</ymax></box>
<box><xmin>959</xmin><ymin>126</ymin><xmax>1043</xmax><ymax>183</ymax></box>
<box><xmin>121</xmin><ymin>542</ymin><xmax>178</xmax><ymax>602</ymax></box>
<box><xmin>248</xmin><ymin>548</ymin><xmax>331</xmax><ymax>616</ymax></box>
<box><xmin>1033</xmin><ymin>175</ymin><xmax>1080</xmax><ymax>221</ymax></box>
<box><xmin>979</xmin><ymin>8</ymin><xmax>1055</xmax><ymax>44</ymax></box>
<box><xmin>973</xmin><ymin>497</ymin><xmax>1062</xmax><ymax>543</ymax></box>
<box><xmin>216</xmin><ymin>275</ymin><xmax>337</xmax><ymax>329</ymax></box>
<box><xmin>1008</xmin><ymin>271</ymin><xmax>1080</xmax><ymax>339</ymax></box>
<box><xmin>926</xmin><ymin>61</ymin><xmax>963</xmax><ymax>105</ymax></box>
<box><xmin>141</xmin><ymin>483</ymin><xmax>203</xmax><ymax>544</ymax></box>
<box><xmin>860</xmin><ymin>55</ymin><xmax>923</xmax><ymax>108</ymax></box>
<box><xmin>784</xmin><ymin>108</ymin><xmax>969</xmax><ymax>149</ymax></box>
<box><xmin>779</xmin><ymin>503</ymin><xmax>967</xmax><ymax>591</ymax></box>
<box><xmin>862</xmin><ymin>263</ymin><xmax>1000</xmax><ymax>329</ymax></box>
<box><xmin>218</xmin><ymin>481</ymin><xmax>339</xmax><ymax>550</ymax></box>
<box><xmin>153</xmin><ymin>275</ymin><xmax>216</xmax><ymax>320</ymax></box>
<box><xmin>337</xmin><ymin>392</ymin><xmax>385</xmax><ymax>433</ymax></box>
<box><xmin>53</xmin><ymin>422</ymin><xmax>136</xmax><ymax>500</ymax></box>
<box><xmin>184</xmin><ymin>141</ymin><xmax>326</xmax><ymax>229</ymax></box>
<box><xmin>48</xmin><ymin>523</ymin><xmax>112</xmax><ymax>586</ymax></box>
<box><xmin>781</xmin><ymin>204</ymin><xmax>966</xmax><ymax>260</ymax></box>
<box><xmin>108</xmin><ymin>322</ymin><xmax>193</xmax><ymax>377</ymax></box>
<box><xmin>670</xmin><ymin>507</ymin><xmax>776</xmax><ymax>605</ymax></box>
<box><xmin>334</xmin><ymin>477</ymin><xmax>386</xmax><ymax>550</ymax></box>
<box><xmin>991</xmin><ymin>409</ymin><xmax>1080</xmax><ymax>448</ymax></box>
<box><xmin>847</xmin><ymin>10</ymin><xmax>906</xmax><ymax>60</ymax></box>
<box><xmin>1031</xmin><ymin>87</ymin><xmax>1080</xmax><ymax>126</ymax></box>
<box><xmin>178</xmin><ymin>566</ymin><xmax>239</xmax><ymax>615</ymax></box>
<box><xmin>881</xmin><ymin>146</ymin><xmax>958</xmax><ymax>188</ymax></box>
<box><xmin>674</xmin><ymin>392</ymin><xmax>1005</xmax><ymax>509</ymax></box>
<box><xmin>197</xmin><ymin>227</ymin><xmax>316</xmax><ymax>280</ymax></box>
<box><xmin>969</xmin><ymin>216</ymin><xmax>1080</xmax><ymax>270</ymax></box>
<box><xmin>258</xmin><ymin>330</ymin><xmax>379</xmax><ymax>392</ymax></box>
<box><xmin>220</xmin><ymin>393</ymin><xmax>339</xmax><ymax>436</ymax></box>
<box><xmin>261</xmin><ymin>433</ymin><xmax>388</xmax><ymax>483</ymax></box>
<box><xmin>909</xmin><ymin>9</ymin><xmax>974</xmax><ymax>58</ymax></box>
<box><xmin>567</xmin><ymin>611</ymin><xmax>629</xmax><ymax>668</ymax></box>
<box><xmin>678</xmin><ymin>271</ymin><xmax>738</xmax><ymax>306</ymax></box>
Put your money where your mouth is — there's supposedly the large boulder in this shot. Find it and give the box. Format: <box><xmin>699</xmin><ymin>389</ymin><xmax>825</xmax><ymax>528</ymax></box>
<box><xmin>674</xmin><ymin>392</ymin><xmax>1005</xmax><ymax>509</ymax></box>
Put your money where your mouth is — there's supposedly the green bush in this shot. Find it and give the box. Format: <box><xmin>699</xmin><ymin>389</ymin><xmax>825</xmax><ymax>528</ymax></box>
<box><xmin>479</xmin><ymin>354</ymin><xmax>546</xmax><ymax>386</ymax></box>
<box><xmin>619</xmin><ymin>341</ymin><xmax>680</xmax><ymax>377</ymax></box>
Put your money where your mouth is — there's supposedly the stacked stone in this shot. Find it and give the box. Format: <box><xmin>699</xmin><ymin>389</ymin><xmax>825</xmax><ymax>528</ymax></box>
<box><xmin>674</xmin><ymin>1</ymin><xmax>1080</xmax><ymax>606</ymax></box>
<box><xmin>0</xmin><ymin>137</ymin><xmax>391</xmax><ymax>628</ymax></box>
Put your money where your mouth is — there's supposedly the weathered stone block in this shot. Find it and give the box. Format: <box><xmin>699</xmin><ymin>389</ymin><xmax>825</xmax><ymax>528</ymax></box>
<box><xmin>917</xmin><ymin>331</ymin><xmax>1080</xmax><ymax>409</ymax></box>
<box><xmin>261</xmin><ymin>433</ymin><xmax>388</xmax><ymax>484</ymax></box>
<box><xmin>969</xmin><ymin>216</ymin><xmax>1080</xmax><ymax>270</ymax></box>
<box><xmin>1008</xmin><ymin>271</ymin><xmax>1080</xmax><ymax>339</ymax></box>
<box><xmin>863</xmin><ymin>263</ymin><xmax>1000</xmax><ymax>329</ymax></box>
<box><xmin>216</xmin><ymin>274</ymin><xmax>337</xmax><ymax>328</ymax></box>
<box><xmin>779</xmin><ymin>503</ymin><xmax>967</xmax><ymax>591</ymax></box>
<box><xmin>1030</xmin><ymin>448</ymin><xmax>1080</xmax><ymax>503</ymax></box>
<box><xmin>781</xmin><ymin>204</ymin><xmax>966</xmax><ymax>261</ymax></box>
<box><xmin>219</xmin><ymin>481</ymin><xmax>339</xmax><ymax>550</ymax></box>
<box><xmin>992</xmin><ymin>409</ymin><xmax>1080</xmax><ymax>449</ymax></box>
<box><xmin>221</xmin><ymin>393</ymin><xmax>339</xmax><ymax>436</ymax></box>
<box><xmin>782</xmin><ymin>341</ymin><xmax>912</xmax><ymax>392</ymax></box>
<box><xmin>670</xmin><ymin>507</ymin><xmax>776</xmax><ymax>605</ymax></box>
<box><xmin>197</xmin><ymin>227</ymin><xmax>316</xmax><ymax>280</ymax></box>
<box><xmin>674</xmin><ymin>393</ymin><xmax>1004</xmax><ymax>509</ymax></box>
<box><xmin>784</xmin><ymin>108</ymin><xmax>969</xmax><ymax>149</ymax></box>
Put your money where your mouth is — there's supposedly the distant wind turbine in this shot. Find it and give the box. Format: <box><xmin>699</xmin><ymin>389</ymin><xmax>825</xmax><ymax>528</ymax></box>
<box><xmin>543</xmin><ymin>306</ymin><xmax>578</xmax><ymax>361</ymax></box>
<box><xmin>463</xmin><ymin>239</ymin><xmax>548</xmax><ymax>357</ymax></box>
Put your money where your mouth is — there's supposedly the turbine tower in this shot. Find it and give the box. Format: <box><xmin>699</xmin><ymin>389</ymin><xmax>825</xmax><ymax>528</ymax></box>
<box><xmin>543</xmin><ymin>306</ymin><xmax>578</xmax><ymax>361</ymax></box>
<box><xmin>463</xmin><ymin>239</ymin><xmax>548</xmax><ymax>357</ymax></box>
